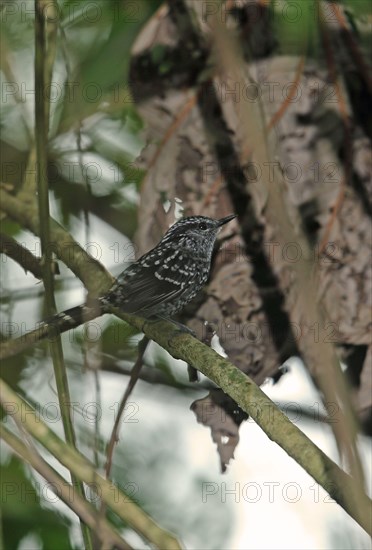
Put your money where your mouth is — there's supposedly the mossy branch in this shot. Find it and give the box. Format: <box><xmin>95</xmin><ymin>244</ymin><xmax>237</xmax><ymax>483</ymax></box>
<box><xmin>0</xmin><ymin>380</ymin><xmax>182</xmax><ymax>550</ymax></box>
<box><xmin>0</xmin><ymin>188</ymin><xmax>113</xmax><ymax>295</ymax></box>
<box><xmin>128</xmin><ymin>315</ymin><xmax>372</xmax><ymax>536</ymax></box>
<box><xmin>0</xmin><ymin>425</ymin><xmax>132</xmax><ymax>550</ymax></box>
<box><xmin>34</xmin><ymin>2</ymin><xmax>94</xmax><ymax>547</ymax></box>
<box><xmin>1</xmin><ymin>187</ymin><xmax>371</xmax><ymax>534</ymax></box>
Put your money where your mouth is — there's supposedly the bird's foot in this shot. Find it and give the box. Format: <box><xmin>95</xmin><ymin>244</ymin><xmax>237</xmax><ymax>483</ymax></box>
<box><xmin>144</xmin><ymin>315</ymin><xmax>196</xmax><ymax>339</ymax></box>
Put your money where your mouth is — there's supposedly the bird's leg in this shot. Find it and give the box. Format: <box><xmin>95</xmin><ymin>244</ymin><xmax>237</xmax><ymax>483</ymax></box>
<box><xmin>157</xmin><ymin>316</ymin><xmax>199</xmax><ymax>382</ymax></box>
<box><xmin>146</xmin><ymin>315</ymin><xmax>196</xmax><ymax>337</ymax></box>
<box><xmin>142</xmin><ymin>316</ymin><xmax>199</xmax><ymax>382</ymax></box>
<box><xmin>161</xmin><ymin>316</ymin><xmax>196</xmax><ymax>336</ymax></box>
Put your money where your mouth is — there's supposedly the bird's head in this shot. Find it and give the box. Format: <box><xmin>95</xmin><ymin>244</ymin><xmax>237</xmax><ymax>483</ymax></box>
<box><xmin>161</xmin><ymin>214</ymin><xmax>236</xmax><ymax>257</ymax></box>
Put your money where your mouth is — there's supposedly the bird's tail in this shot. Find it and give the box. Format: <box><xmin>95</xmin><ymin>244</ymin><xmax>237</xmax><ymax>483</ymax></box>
<box><xmin>42</xmin><ymin>300</ymin><xmax>104</xmax><ymax>336</ymax></box>
<box><xmin>1</xmin><ymin>299</ymin><xmax>105</xmax><ymax>359</ymax></box>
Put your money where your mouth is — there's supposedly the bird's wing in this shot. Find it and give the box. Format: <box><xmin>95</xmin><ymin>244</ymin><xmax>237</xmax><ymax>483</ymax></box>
<box><xmin>106</xmin><ymin>247</ymin><xmax>197</xmax><ymax>315</ymax></box>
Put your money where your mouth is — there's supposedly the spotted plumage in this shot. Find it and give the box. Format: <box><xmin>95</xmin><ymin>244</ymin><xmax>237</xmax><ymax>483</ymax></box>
<box><xmin>101</xmin><ymin>215</ymin><xmax>235</xmax><ymax>318</ymax></box>
<box><xmin>38</xmin><ymin>215</ymin><xmax>236</xmax><ymax>336</ymax></box>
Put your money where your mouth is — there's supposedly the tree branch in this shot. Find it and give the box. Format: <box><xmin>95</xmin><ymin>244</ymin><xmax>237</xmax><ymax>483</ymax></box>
<box><xmin>0</xmin><ymin>232</ymin><xmax>59</xmax><ymax>279</ymax></box>
<box><xmin>2</xmin><ymin>303</ymin><xmax>372</xmax><ymax>535</ymax></box>
<box><xmin>0</xmin><ymin>188</ymin><xmax>113</xmax><ymax>296</ymax></box>
<box><xmin>0</xmin><ymin>425</ymin><xmax>132</xmax><ymax>550</ymax></box>
<box><xmin>1</xmin><ymin>186</ymin><xmax>371</xmax><ymax>534</ymax></box>
<box><xmin>133</xmin><ymin>315</ymin><xmax>372</xmax><ymax>536</ymax></box>
<box><xmin>34</xmin><ymin>1</ymin><xmax>94</xmax><ymax>546</ymax></box>
<box><xmin>0</xmin><ymin>379</ymin><xmax>182</xmax><ymax>550</ymax></box>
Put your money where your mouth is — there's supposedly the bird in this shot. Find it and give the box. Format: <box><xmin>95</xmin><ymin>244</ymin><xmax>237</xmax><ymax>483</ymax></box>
<box><xmin>40</xmin><ymin>214</ymin><xmax>236</xmax><ymax>339</ymax></box>
<box><xmin>102</xmin><ymin>214</ymin><xmax>236</xmax><ymax>317</ymax></box>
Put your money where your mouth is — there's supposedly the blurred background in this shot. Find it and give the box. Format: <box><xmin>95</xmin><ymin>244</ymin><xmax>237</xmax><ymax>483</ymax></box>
<box><xmin>1</xmin><ymin>1</ymin><xmax>371</xmax><ymax>549</ymax></box>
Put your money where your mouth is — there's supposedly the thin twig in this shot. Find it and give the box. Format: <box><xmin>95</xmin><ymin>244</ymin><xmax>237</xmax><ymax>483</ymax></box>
<box><xmin>0</xmin><ymin>380</ymin><xmax>182</xmax><ymax>549</ymax></box>
<box><xmin>0</xmin><ymin>188</ymin><xmax>114</xmax><ymax>295</ymax></box>
<box><xmin>98</xmin><ymin>336</ymin><xmax>149</xmax><ymax>530</ymax></box>
<box><xmin>1</xmin><ymin>425</ymin><xmax>133</xmax><ymax>550</ymax></box>
<box><xmin>318</xmin><ymin>0</ymin><xmax>351</xmax><ymax>254</ymax></box>
<box><xmin>105</xmin><ymin>336</ymin><xmax>150</xmax><ymax>479</ymax></box>
<box><xmin>0</xmin><ymin>233</ymin><xmax>59</xmax><ymax>279</ymax></box>
<box><xmin>199</xmin><ymin>0</ymin><xmax>366</xmax><ymax>521</ymax></box>
<box><xmin>34</xmin><ymin>1</ymin><xmax>93</xmax><ymax>547</ymax></box>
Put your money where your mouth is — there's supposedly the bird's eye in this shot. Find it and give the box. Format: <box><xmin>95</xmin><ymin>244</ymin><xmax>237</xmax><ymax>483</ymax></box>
<box><xmin>198</xmin><ymin>222</ymin><xmax>208</xmax><ymax>230</ymax></box>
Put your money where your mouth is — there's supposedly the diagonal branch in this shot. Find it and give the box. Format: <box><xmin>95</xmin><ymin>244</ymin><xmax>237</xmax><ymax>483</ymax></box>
<box><xmin>34</xmin><ymin>1</ymin><xmax>94</xmax><ymax>547</ymax></box>
<box><xmin>137</xmin><ymin>315</ymin><xmax>372</xmax><ymax>536</ymax></box>
<box><xmin>104</xmin><ymin>336</ymin><xmax>149</xmax><ymax>480</ymax></box>
<box><xmin>0</xmin><ymin>232</ymin><xmax>59</xmax><ymax>279</ymax></box>
<box><xmin>0</xmin><ymin>188</ymin><xmax>113</xmax><ymax>296</ymax></box>
<box><xmin>0</xmin><ymin>379</ymin><xmax>182</xmax><ymax>550</ymax></box>
<box><xmin>1</xmin><ymin>425</ymin><xmax>132</xmax><ymax>550</ymax></box>
<box><xmin>1</xmin><ymin>188</ymin><xmax>370</xmax><ymax>534</ymax></box>
<box><xmin>98</xmin><ymin>336</ymin><xmax>150</xmax><ymax>527</ymax></box>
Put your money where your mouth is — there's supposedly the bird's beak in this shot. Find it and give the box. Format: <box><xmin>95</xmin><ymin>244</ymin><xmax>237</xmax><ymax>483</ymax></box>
<box><xmin>217</xmin><ymin>214</ymin><xmax>237</xmax><ymax>227</ymax></box>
